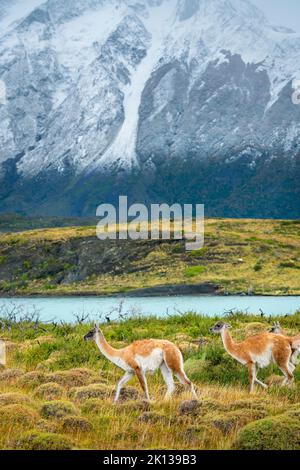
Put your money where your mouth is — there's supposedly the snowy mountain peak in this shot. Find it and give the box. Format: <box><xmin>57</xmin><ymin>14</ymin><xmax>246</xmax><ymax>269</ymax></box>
<box><xmin>0</xmin><ymin>0</ymin><xmax>299</xmax><ymax>217</ymax></box>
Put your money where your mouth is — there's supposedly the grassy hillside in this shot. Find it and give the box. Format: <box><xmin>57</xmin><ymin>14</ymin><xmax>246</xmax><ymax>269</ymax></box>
<box><xmin>0</xmin><ymin>213</ymin><xmax>98</xmax><ymax>233</ymax></box>
<box><xmin>0</xmin><ymin>218</ymin><xmax>299</xmax><ymax>296</ymax></box>
<box><xmin>0</xmin><ymin>311</ymin><xmax>300</xmax><ymax>450</ymax></box>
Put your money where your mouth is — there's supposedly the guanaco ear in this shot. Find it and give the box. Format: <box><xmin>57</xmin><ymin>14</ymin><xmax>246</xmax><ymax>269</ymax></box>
<box><xmin>225</xmin><ymin>323</ymin><xmax>232</xmax><ymax>329</ymax></box>
<box><xmin>94</xmin><ymin>323</ymin><xmax>100</xmax><ymax>331</ymax></box>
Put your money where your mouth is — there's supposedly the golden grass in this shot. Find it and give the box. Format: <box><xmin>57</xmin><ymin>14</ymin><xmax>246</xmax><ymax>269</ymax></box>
<box><xmin>0</xmin><ymin>305</ymin><xmax>300</xmax><ymax>449</ymax></box>
<box><xmin>0</xmin><ymin>364</ymin><xmax>299</xmax><ymax>450</ymax></box>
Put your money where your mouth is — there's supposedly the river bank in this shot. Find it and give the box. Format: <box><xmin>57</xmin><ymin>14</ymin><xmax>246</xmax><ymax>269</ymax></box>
<box><xmin>0</xmin><ymin>295</ymin><xmax>299</xmax><ymax>323</ymax></box>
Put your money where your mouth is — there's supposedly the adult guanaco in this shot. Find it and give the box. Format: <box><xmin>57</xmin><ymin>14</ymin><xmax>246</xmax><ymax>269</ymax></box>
<box><xmin>210</xmin><ymin>321</ymin><xmax>300</xmax><ymax>392</ymax></box>
<box><xmin>269</xmin><ymin>321</ymin><xmax>300</xmax><ymax>367</ymax></box>
<box><xmin>84</xmin><ymin>324</ymin><xmax>197</xmax><ymax>402</ymax></box>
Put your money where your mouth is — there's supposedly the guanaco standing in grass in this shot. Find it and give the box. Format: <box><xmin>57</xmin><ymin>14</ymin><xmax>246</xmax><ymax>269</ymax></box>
<box><xmin>269</xmin><ymin>322</ymin><xmax>283</xmax><ymax>335</ymax></box>
<box><xmin>210</xmin><ymin>321</ymin><xmax>300</xmax><ymax>392</ymax></box>
<box><xmin>269</xmin><ymin>322</ymin><xmax>300</xmax><ymax>367</ymax></box>
<box><xmin>84</xmin><ymin>324</ymin><xmax>197</xmax><ymax>402</ymax></box>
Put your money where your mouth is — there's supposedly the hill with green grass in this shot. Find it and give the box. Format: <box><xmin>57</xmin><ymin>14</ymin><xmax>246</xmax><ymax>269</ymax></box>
<box><xmin>0</xmin><ymin>218</ymin><xmax>299</xmax><ymax>296</ymax></box>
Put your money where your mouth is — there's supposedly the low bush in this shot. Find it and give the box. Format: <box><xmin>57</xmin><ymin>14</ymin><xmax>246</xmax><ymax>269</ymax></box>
<box><xmin>0</xmin><ymin>404</ymin><xmax>38</xmax><ymax>429</ymax></box>
<box><xmin>34</xmin><ymin>383</ymin><xmax>65</xmax><ymax>400</ymax></box>
<box><xmin>40</xmin><ymin>400</ymin><xmax>77</xmax><ymax>419</ymax></box>
<box><xmin>233</xmin><ymin>415</ymin><xmax>300</xmax><ymax>450</ymax></box>
<box><xmin>184</xmin><ymin>266</ymin><xmax>206</xmax><ymax>277</ymax></box>
<box><xmin>0</xmin><ymin>368</ymin><xmax>24</xmax><ymax>383</ymax></box>
<box><xmin>0</xmin><ymin>392</ymin><xmax>32</xmax><ymax>407</ymax></box>
<box><xmin>18</xmin><ymin>371</ymin><xmax>46</xmax><ymax>388</ymax></box>
<box><xmin>45</xmin><ymin>368</ymin><xmax>97</xmax><ymax>388</ymax></box>
<box><xmin>69</xmin><ymin>384</ymin><xmax>112</xmax><ymax>402</ymax></box>
<box><xmin>60</xmin><ymin>415</ymin><xmax>93</xmax><ymax>433</ymax></box>
<box><xmin>10</xmin><ymin>431</ymin><xmax>74</xmax><ymax>450</ymax></box>
<box><xmin>206</xmin><ymin>409</ymin><xmax>267</xmax><ymax>435</ymax></box>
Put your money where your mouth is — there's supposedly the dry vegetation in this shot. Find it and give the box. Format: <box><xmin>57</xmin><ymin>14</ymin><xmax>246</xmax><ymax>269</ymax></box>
<box><xmin>0</xmin><ymin>311</ymin><xmax>300</xmax><ymax>450</ymax></box>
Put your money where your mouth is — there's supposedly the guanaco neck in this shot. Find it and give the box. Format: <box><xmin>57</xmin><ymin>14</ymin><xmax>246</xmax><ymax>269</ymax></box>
<box><xmin>220</xmin><ymin>328</ymin><xmax>239</xmax><ymax>356</ymax></box>
<box><xmin>94</xmin><ymin>331</ymin><xmax>121</xmax><ymax>363</ymax></box>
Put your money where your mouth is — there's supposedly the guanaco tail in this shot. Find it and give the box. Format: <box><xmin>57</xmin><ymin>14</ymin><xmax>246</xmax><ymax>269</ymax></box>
<box><xmin>269</xmin><ymin>322</ymin><xmax>300</xmax><ymax>366</ymax></box>
<box><xmin>84</xmin><ymin>324</ymin><xmax>197</xmax><ymax>402</ymax></box>
<box><xmin>210</xmin><ymin>321</ymin><xmax>300</xmax><ymax>392</ymax></box>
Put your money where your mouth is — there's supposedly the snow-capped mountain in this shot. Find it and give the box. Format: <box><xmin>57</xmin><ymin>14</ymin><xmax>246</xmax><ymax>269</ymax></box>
<box><xmin>0</xmin><ymin>0</ymin><xmax>299</xmax><ymax>217</ymax></box>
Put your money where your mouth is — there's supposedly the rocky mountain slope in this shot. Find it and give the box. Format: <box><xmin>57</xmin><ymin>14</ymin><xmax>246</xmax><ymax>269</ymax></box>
<box><xmin>0</xmin><ymin>0</ymin><xmax>299</xmax><ymax>217</ymax></box>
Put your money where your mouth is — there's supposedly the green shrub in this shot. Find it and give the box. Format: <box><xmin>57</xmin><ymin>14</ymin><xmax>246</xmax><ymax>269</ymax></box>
<box><xmin>233</xmin><ymin>415</ymin><xmax>300</xmax><ymax>450</ymax></box>
<box><xmin>279</xmin><ymin>261</ymin><xmax>299</xmax><ymax>269</ymax></box>
<box><xmin>0</xmin><ymin>404</ymin><xmax>38</xmax><ymax>429</ymax></box>
<box><xmin>36</xmin><ymin>419</ymin><xmax>59</xmax><ymax>433</ymax></box>
<box><xmin>185</xmin><ymin>345</ymin><xmax>248</xmax><ymax>386</ymax></box>
<box><xmin>69</xmin><ymin>384</ymin><xmax>112</xmax><ymax>402</ymax></box>
<box><xmin>81</xmin><ymin>398</ymin><xmax>105</xmax><ymax>415</ymax></box>
<box><xmin>14</xmin><ymin>341</ymin><xmax>60</xmax><ymax>369</ymax></box>
<box><xmin>45</xmin><ymin>368</ymin><xmax>97</xmax><ymax>388</ymax></box>
<box><xmin>198</xmin><ymin>399</ymin><xmax>227</xmax><ymax>414</ymax></box>
<box><xmin>138</xmin><ymin>412</ymin><xmax>169</xmax><ymax>424</ymax></box>
<box><xmin>284</xmin><ymin>405</ymin><xmax>300</xmax><ymax>419</ymax></box>
<box><xmin>10</xmin><ymin>431</ymin><xmax>74</xmax><ymax>450</ymax></box>
<box><xmin>189</xmin><ymin>247</ymin><xmax>209</xmax><ymax>257</ymax></box>
<box><xmin>43</xmin><ymin>283</ymin><xmax>56</xmax><ymax>290</ymax></box>
<box><xmin>227</xmin><ymin>399</ymin><xmax>270</xmax><ymax>412</ymax></box>
<box><xmin>40</xmin><ymin>400</ymin><xmax>77</xmax><ymax>419</ymax></box>
<box><xmin>118</xmin><ymin>386</ymin><xmax>140</xmax><ymax>401</ymax></box>
<box><xmin>18</xmin><ymin>371</ymin><xmax>47</xmax><ymax>388</ymax></box>
<box><xmin>253</xmin><ymin>259</ymin><xmax>264</xmax><ymax>272</ymax></box>
<box><xmin>0</xmin><ymin>392</ymin><xmax>31</xmax><ymax>406</ymax></box>
<box><xmin>184</xmin><ymin>266</ymin><xmax>206</xmax><ymax>277</ymax></box>
<box><xmin>185</xmin><ymin>424</ymin><xmax>222</xmax><ymax>446</ymax></box>
<box><xmin>60</xmin><ymin>415</ymin><xmax>93</xmax><ymax>433</ymax></box>
<box><xmin>23</xmin><ymin>261</ymin><xmax>31</xmax><ymax>270</ymax></box>
<box><xmin>34</xmin><ymin>383</ymin><xmax>65</xmax><ymax>400</ymax></box>
<box><xmin>184</xmin><ymin>357</ymin><xmax>207</xmax><ymax>377</ymax></box>
<box><xmin>243</xmin><ymin>322</ymin><xmax>267</xmax><ymax>336</ymax></box>
<box><xmin>206</xmin><ymin>409</ymin><xmax>267</xmax><ymax>435</ymax></box>
<box><xmin>0</xmin><ymin>368</ymin><xmax>24</xmax><ymax>383</ymax></box>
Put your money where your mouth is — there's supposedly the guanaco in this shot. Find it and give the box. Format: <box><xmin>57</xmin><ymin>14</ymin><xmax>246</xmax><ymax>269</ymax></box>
<box><xmin>210</xmin><ymin>321</ymin><xmax>300</xmax><ymax>392</ymax></box>
<box><xmin>269</xmin><ymin>322</ymin><xmax>283</xmax><ymax>334</ymax></box>
<box><xmin>269</xmin><ymin>321</ymin><xmax>300</xmax><ymax>366</ymax></box>
<box><xmin>84</xmin><ymin>324</ymin><xmax>197</xmax><ymax>402</ymax></box>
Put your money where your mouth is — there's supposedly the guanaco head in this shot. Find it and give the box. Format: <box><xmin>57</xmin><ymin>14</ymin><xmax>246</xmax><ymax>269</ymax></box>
<box><xmin>84</xmin><ymin>324</ymin><xmax>100</xmax><ymax>342</ymax></box>
<box><xmin>209</xmin><ymin>321</ymin><xmax>231</xmax><ymax>334</ymax></box>
<box><xmin>269</xmin><ymin>322</ymin><xmax>282</xmax><ymax>334</ymax></box>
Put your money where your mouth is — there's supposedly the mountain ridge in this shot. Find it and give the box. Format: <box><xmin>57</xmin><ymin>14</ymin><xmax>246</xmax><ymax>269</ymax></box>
<box><xmin>0</xmin><ymin>0</ymin><xmax>299</xmax><ymax>217</ymax></box>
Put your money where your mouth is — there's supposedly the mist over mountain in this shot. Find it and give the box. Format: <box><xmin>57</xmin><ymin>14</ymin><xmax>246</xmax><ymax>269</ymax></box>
<box><xmin>0</xmin><ymin>0</ymin><xmax>299</xmax><ymax>217</ymax></box>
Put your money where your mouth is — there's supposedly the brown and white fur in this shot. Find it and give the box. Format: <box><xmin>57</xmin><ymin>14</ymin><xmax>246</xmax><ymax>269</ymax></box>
<box><xmin>84</xmin><ymin>324</ymin><xmax>197</xmax><ymax>402</ymax></box>
<box><xmin>269</xmin><ymin>322</ymin><xmax>300</xmax><ymax>366</ymax></box>
<box><xmin>210</xmin><ymin>321</ymin><xmax>299</xmax><ymax>392</ymax></box>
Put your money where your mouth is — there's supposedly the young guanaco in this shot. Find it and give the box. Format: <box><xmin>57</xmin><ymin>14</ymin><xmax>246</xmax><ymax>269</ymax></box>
<box><xmin>269</xmin><ymin>321</ymin><xmax>300</xmax><ymax>367</ymax></box>
<box><xmin>269</xmin><ymin>322</ymin><xmax>283</xmax><ymax>334</ymax></box>
<box><xmin>210</xmin><ymin>321</ymin><xmax>300</xmax><ymax>392</ymax></box>
<box><xmin>84</xmin><ymin>324</ymin><xmax>197</xmax><ymax>402</ymax></box>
